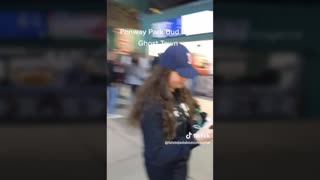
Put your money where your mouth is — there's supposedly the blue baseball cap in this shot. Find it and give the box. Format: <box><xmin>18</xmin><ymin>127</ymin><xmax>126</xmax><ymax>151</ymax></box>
<box><xmin>158</xmin><ymin>44</ymin><xmax>200</xmax><ymax>79</ymax></box>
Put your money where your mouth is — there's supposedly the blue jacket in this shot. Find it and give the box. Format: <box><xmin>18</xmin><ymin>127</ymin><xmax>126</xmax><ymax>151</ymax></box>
<box><xmin>140</xmin><ymin>92</ymin><xmax>201</xmax><ymax>180</ymax></box>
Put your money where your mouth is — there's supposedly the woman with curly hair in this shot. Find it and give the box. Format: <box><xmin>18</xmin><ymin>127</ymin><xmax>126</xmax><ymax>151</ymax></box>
<box><xmin>129</xmin><ymin>44</ymin><xmax>213</xmax><ymax>180</ymax></box>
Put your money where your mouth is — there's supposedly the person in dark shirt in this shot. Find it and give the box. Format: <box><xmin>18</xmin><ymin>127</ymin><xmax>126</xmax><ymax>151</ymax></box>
<box><xmin>128</xmin><ymin>44</ymin><xmax>213</xmax><ymax>180</ymax></box>
<box><xmin>106</xmin><ymin>51</ymin><xmax>124</xmax><ymax>114</ymax></box>
<box><xmin>124</xmin><ymin>55</ymin><xmax>147</xmax><ymax>95</ymax></box>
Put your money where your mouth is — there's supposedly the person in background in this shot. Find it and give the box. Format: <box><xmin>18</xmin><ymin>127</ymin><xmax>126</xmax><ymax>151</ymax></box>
<box><xmin>125</xmin><ymin>54</ymin><xmax>147</xmax><ymax>97</ymax></box>
<box><xmin>129</xmin><ymin>44</ymin><xmax>213</xmax><ymax>180</ymax></box>
<box><xmin>106</xmin><ymin>51</ymin><xmax>123</xmax><ymax>115</ymax></box>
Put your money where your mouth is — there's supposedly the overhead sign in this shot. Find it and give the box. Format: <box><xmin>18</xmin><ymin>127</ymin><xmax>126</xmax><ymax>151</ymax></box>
<box><xmin>151</xmin><ymin>10</ymin><xmax>213</xmax><ymax>38</ymax></box>
<box><xmin>181</xmin><ymin>10</ymin><xmax>213</xmax><ymax>36</ymax></box>
<box><xmin>151</xmin><ymin>17</ymin><xmax>183</xmax><ymax>38</ymax></box>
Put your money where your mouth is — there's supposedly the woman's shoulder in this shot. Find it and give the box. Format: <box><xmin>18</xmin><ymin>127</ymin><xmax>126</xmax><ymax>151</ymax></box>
<box><xmin>142</xmin><ymin>100</ymin><xmax>163</xmax><ymax>113</ymax></box>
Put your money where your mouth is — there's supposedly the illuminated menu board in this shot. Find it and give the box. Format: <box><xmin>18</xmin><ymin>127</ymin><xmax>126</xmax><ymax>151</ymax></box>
<box><xmin>151</xmin><ymin>10</ymin><xmax>213</xmax><ymax>38</ymax></box>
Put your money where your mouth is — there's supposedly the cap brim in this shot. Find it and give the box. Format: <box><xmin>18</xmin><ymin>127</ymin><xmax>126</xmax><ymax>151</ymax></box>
<box><xmin>176</xmin><ymin>66</ymin><xmax>200</xmax><ymax>79</ymax></box>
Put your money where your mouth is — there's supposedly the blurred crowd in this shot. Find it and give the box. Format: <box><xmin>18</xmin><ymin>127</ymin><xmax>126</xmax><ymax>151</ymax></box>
<box><xmin>106</xmin><ymin>51</ymin><xmax>199</xmax><ymax>115</ymax></box>
<box><xmin>107</xmin><ymin>51</ymin><xmax>150</xmax><ymax>115</ymax></box>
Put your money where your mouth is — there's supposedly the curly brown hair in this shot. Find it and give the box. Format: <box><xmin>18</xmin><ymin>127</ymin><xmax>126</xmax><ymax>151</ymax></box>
<box><xmin>128</xmin><ymin>65</ymin><xmax>200</xmax><ymax>140</ymax></box>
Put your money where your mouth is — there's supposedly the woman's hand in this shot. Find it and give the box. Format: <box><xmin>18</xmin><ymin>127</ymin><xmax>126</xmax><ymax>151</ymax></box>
<box><xmin>193</xmin><ymin>121</ymin><xmax>213</xmax><ymax>143</ymax></box>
